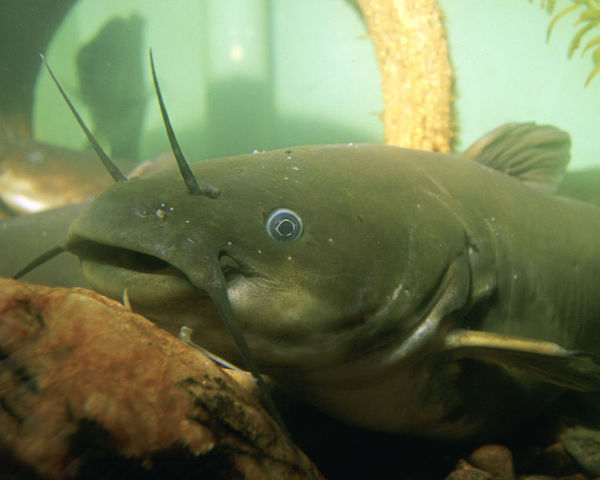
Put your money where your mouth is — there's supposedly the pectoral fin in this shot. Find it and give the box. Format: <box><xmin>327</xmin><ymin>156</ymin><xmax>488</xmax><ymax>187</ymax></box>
<box><xmin>444</xmin><ymin>329</ymin><xmax>600</xmax><ymax>392</ymax></box>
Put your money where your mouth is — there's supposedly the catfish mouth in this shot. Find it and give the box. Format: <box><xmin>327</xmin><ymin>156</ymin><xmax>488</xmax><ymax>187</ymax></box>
<box><xmin>66</xmin><ymin>236</ymin><xmax>201</xmax><ymax>304</ymax></box>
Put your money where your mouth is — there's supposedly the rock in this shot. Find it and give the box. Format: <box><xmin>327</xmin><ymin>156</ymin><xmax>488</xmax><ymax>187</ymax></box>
<box><xmin>0</xmin><ymin>278</ymin><xmax>321</xmax><ymax>479</ymax></box>
<box><xmin>468</xmin><ymin>444</ymin><xmax>514</xmax><ymax>480</ymax></box>
<box><xmin>445</xmin><ymin>459</ymin><xmax>493</xmax><ymax>480</ymax></box>
<box><xmin>518</xmin><ymin>476</ymin><xmax>556</xmax><ymax>480</ymax></box>
<box><xmin>560</xmin><ymin>426</ymin><xmax>600</xmax><ymax>477</ymax></box>
<box><xmin>536</xmin><ymin>441</ymin><xmax>579</xmax><ymax>477</ymax></box>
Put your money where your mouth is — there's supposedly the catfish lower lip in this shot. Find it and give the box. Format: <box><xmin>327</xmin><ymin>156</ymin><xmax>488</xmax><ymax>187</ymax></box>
<box><xmin>67</xmin><ymin>236</ymin><xmax>210</xmax><ymax>303</ymax></box>
<box><xmin>67</xmin><ymin>237</ymin><xmax>172</xmax><ymax>273</ymax></box>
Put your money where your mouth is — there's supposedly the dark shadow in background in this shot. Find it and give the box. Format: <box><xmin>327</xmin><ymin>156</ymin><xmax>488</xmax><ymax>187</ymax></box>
<box><xmin>0</xmin><ymin>0</ymin><xmax>77</xmax><ymax>140</ymax></box>
<box><xmin>143</xmin><ymin>77</ymin><xmax>382</xmax><ymax>162</ymax></box>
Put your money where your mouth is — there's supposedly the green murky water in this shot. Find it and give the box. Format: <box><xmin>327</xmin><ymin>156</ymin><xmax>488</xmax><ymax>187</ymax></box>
<box><xmin>2</xmin><ymin>0</ymin><xmax>594</xmax><ymax>169</ymax></box>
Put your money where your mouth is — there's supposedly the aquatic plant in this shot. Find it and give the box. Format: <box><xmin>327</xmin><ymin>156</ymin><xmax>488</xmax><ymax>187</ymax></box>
<box><xmin>539</xmin><ymin>0</ymin><xmax>600</xmax><ymax>85</ymax></box>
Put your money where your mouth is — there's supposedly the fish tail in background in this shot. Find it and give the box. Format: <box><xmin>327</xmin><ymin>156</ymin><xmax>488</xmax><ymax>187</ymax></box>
<box><xmin>0</xmin><ymin>0</ymin><xmax>76</xmax><ymax>141</ymax></box>
<box><xmin>76</xmin><ymin>14</ymin><xmax>147</xmax><ymax>162</ymax></box>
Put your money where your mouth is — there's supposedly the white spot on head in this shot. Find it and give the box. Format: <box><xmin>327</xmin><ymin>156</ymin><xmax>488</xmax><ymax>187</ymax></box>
<box><xmin>391</xmin><ymin>283</ymin><xmax>404</xmax><ymax>302</ymax></box>
<box><xmin>155</xmin><ymin>209</ymin><xmax>167</xmax><ymax>220</ymax></box>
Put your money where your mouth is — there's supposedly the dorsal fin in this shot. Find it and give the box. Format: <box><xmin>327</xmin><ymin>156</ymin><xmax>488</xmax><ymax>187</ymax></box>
<box><xmin>462</xmin><ymin>122</ymin><xmax>571</xmax><ymax>193</ymax></box>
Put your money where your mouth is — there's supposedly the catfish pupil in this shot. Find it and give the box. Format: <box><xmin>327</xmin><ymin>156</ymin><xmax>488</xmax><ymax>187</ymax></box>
<box><xmin>277</xmin><ymin>219</ymin><xmax>294</xmax><ymax>237</ymax></box>
<box><xmin>266</xmin><ymin>208</ymin><xmax>303</xmax><ymax>242</ymax></box>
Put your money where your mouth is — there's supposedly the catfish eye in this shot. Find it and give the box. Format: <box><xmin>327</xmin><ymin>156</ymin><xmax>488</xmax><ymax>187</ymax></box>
<box><xmin>266</xmin><ymin>208</ymin><xmax>303</xmax><ymax>242</ymax></box>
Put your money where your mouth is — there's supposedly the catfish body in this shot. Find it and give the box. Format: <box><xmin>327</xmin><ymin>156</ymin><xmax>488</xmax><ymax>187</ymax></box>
<box><xmin>60</xmin><ymin>128</ymin><xmax>600</xmax><ymax>439</ymax></box>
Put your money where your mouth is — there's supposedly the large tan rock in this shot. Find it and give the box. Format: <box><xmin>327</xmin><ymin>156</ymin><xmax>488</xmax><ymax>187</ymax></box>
<box><xmin>0</xmin><ymin>278</ymin><xmax>321</xmax><ymax>479</ymax></box>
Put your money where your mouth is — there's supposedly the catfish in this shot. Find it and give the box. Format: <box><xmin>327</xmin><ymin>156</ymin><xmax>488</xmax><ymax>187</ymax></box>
<box><xmin>4</xmin><ymin>55</ymin><xmax>600</xmax><ymax>441</ymax></box>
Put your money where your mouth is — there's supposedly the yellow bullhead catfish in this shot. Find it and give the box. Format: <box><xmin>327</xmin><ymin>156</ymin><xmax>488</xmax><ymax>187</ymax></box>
<box><xmin>6</xmin><ymin>56</ymin><xmax>600</xmax><ymax>441</ymax></box>
<box><xmin>62</xmin><ymin>128</ymin><xmax>600</xmax><ymax>439</ymax></box>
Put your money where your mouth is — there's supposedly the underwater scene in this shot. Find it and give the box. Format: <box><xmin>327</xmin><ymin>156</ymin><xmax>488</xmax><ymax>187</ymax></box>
<box><xmin>1</xmin><ymin>0</ymin><xmax>600</xmax><ymax>479</ymax></box>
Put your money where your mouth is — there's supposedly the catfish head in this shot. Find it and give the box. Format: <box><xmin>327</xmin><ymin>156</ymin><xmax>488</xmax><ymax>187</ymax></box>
<box><xmin>64</xmin><ymin>141</ymin><xmax>478</xmax><ymax>436</ymax></box>
<box><xmin>65</xmin><ymin>143</ymin><xmax>470</xmax><ymax>374</ymax></box>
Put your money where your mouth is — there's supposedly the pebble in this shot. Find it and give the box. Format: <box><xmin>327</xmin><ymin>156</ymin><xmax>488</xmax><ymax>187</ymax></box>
<box><xmin>534</xmin><ymin>441</ymin><xmax>579</xmax><ymax>477</ymax></box>
<box><xmin>518</xmin><ymin>476</ymin><xmax>555</xmax><ymax>480</ymax></box>
<box><xmin>468</xmin><ymin>444</ymin><xmax>514</xmax><ymax>480</ymax></box>
<box><xmin>560</xmin><ymin>427</ymin><xmax>600</xmax><ymax>477</ymax></box>
<box><xmin>445</xmin><ymin>459</ymin><xmax>493</xmax><ymax>480</ymax></box>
